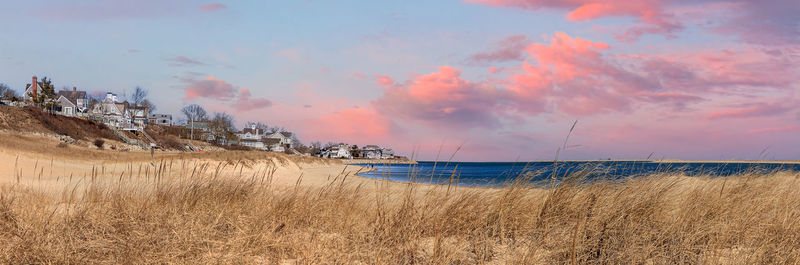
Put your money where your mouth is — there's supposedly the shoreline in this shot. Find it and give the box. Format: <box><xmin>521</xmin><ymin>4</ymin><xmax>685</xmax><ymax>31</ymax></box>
<box><xmin>417</xmin><ymin>159</ymin><xmax>800</xmax><ymax>164</ymax></box>
<box><xmin>342</xmin><ymin>159</ymin><xmax>418</xmax><ymax>165</ymax></box>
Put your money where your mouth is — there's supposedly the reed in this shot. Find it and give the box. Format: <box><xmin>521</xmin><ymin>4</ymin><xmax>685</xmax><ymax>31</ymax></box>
<box><xmin>0</xmin><ymin>159</ymin><xmax>798</xmax><ymax>264</ymax></box>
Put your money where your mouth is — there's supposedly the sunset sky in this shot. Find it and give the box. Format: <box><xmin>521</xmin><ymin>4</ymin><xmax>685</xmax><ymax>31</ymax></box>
<box><xmin>1</xmin><ymin>0</ymin><xmax>798</xmax><ymax>161</ymax></box>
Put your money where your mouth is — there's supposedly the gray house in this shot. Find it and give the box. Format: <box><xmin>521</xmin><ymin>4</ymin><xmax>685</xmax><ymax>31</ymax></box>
<box><xmin>148</xmin><ymin>114</ymin><xmax>173</xmax><ymax>126</ymax></box>
<box><xmin>55</xmin><ymin>88</ymin><xmax>88</xmax><ymax>117</ymax></box>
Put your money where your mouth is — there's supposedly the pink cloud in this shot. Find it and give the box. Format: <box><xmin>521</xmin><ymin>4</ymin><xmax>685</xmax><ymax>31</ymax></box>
<box><xmin>235</xmin><ymin>88</ymin><xmax>272</xmax><ymax>112</ymax></box>
<box><xmin>201</xmin><ymin>3</ymin><xmax>226</xmax><ymax>11</ymax></box>
<box><xmin>366</xmin><ymin>31</ymin><xmax>797</xmax><ymax>149</ymax></box>
<box><xmin>374</xmin><ymin>74</ymin><xmax>395</xmax><ymax>86</ymax></box>
<box><xmin>508</xmin><ymin>32</ymin><xmax>657</xmax><ymax>115</ymax></box>
<box><xmin>352</xmin><ymin>72</ymin><xmax>367</xmax><ymax>79</ymax></box>
<box><xmin>470</xmin><ymin>35</ymin><xmax>530</xmax><ymax>63</ymax></box>
<box><xmin>184</xmin><ymin>75</ymin><xmax>236</xmax><ymax>100</ymax></box>
<box><xmin>705</xmin><ymin>103</ymin><xmax>793</xmax><ymax>120</ymax></box>
<box><xmin>374</xmin><ymin>66</ymin><xmax>508</xmax><ymax>128</ymax></box>
<box><xmin>707</xmin><ymin>0</ymin><xmax>800</xmax><ymax>45</ymax></box>
<box><xmin>467</xmin><ymin>0</ymin><xmax>681</xmax><ymax>41</ymax></box>
<box><xmin>182</xmin><ymin>75</ymin><xmax>273</xmax><ymax>112</ymax></box>
<box><xmin>467</xmin><ymin>0</ymin><xmax>798</xmax><ymax>45</ymax></box>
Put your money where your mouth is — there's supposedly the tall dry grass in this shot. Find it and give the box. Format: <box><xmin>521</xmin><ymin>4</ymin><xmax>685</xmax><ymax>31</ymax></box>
<box><xmin>0</xmin><ymin>164</ymin><xmax>799</xmax><ymax>264</ymax></box>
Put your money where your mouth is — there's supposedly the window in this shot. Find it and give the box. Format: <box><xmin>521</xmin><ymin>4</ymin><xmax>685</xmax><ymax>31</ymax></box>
<box><xmin>64</xmin><ymin>107</ymin><xmax>73</xmax><ymax>115</ymax></box>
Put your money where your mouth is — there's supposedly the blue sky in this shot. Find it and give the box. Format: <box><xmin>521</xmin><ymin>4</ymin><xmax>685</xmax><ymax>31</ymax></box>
<box><xmin>1</xmin><ymin>0</ymin><xmax>798</xmax><ymax>161</ymax></box>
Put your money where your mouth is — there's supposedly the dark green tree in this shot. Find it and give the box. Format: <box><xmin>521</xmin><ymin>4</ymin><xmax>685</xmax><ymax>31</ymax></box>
<box><xmin>27</xmin><ymin>77</ymin><xmax>59</xmax><ymax>113</ymax></box>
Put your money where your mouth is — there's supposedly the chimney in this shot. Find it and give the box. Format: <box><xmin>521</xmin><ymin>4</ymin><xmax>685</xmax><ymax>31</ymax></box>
<box><xmin>31</xmin><ymin>76</ymin><xmax>38</xmax><ymax>101</ymax></box>
<box><xmin>73</xmin><ymin>86</ymin><xmax>77</xmax><ymax>92</ymax></box>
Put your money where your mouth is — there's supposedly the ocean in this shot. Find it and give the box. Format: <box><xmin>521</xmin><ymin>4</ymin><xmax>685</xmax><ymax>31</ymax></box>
<box><xmin>356</xmin><ymin>161</ymin><xmax>800</xmax><ymax>187</ymax></box>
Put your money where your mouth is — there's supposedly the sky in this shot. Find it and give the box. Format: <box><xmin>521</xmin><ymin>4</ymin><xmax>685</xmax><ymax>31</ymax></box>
<box><xmin>0</xmin><ymin>0</ymin><xmax>798</xmax><ymax>161</ymax></box>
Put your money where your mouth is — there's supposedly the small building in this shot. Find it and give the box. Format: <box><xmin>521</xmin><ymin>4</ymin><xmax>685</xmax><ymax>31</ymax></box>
<box><xmin>362</xmin><ymin>145</ymin><xmax>382</xmax><ymax>159</ymax></box>
<box><xmin>55</xmin><ymin>87</ymin><xmax>89</xmax><ymax>117</ymax></box>
<box><xmin>380</xmin><ymin>148</ymin><xmax>395</xmax><ymax>159</ymax></box>
<box><xmin>322</xmin><ymin>144</ymin><xmax>352</xmax><ymax>159</ymax></box>
<box><xmin>148</xmin><ymin>114</ymin><xmax>172</xmax><ymax>126</ymax></box>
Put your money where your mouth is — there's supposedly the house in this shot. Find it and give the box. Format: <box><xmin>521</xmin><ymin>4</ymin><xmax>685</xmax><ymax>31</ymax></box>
<box><xmin>148</xmin><ymin>114</ymin><xmax>172</xmax><ymax>126</ymax></box>
<box><xmin>92</xmin><ymin>92</ymin><xmax>129</xmax><ymax>128</ymax></box>
<box><xmin>237</xmin><ymin>125</ymin><xmax>267</xmax><ymax>150</ymax></box>
<box><xmin>322</xmin><ymin>144</ymin><xmax>352</xmax><ymax>159</ymax></box>
<box><xmin>124</xmin><ymin>104</ymin><xmax>148</xmax><ymax>127</ymax></box>
<box><xmin>240</xmin><ymin>138</ymin><xmax>265</xmax><ymax>149</ymax></box>
<box><xmin>380</xmin><ymin>148</ymin><xmax>395</xmax><ymax>159</ymax></box>
<box><xmin>265</xmin><ymin>131</ymin><xmax>294</xmax><ymax>148</ymax></box>
<box><xmin>362</xmin><ymin>145</ymin><xmax>382</xmax><ymax>159</ymax></box>
<box><xmin>23</xmin><ymin>76</ymin><xmax>38</xmax><ymax>103</ymax></box>
<box><xmin>55</xmin><ymin>87</ymin><xmax>88</xmax><ymax>117</ymax></box>
<box><xmin>238</xmin><ymin>125</ymin><xmax>264</xmax><ymax>141</ymax></box>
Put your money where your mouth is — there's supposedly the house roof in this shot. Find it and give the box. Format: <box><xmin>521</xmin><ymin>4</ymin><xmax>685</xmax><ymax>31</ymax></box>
<box><xmin>263</xmin><ymin>138</ymin><xmax>281</xmax><ymax>144</ymax></box>
<box><xmin>242</xmin><ymin>128</ymin><xmax>261</xmax><ymax>135</ymax></box>
<box><xmin>57</xmin><ymin>95</ymin><xmax>77</xmax><ymax>107</ymax></box>
<box><xmin>280</xmin><ymin>132</ymin><xmax>292</xmax><ymax>138</ymax></box>
<box><xmin>56</xmin><ymin>90</ymin><xmax>87</xmax><ymax>106</ymax></box>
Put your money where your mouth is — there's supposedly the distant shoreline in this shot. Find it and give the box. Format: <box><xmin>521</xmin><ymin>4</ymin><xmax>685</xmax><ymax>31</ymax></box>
<box><xmin>342</xmin><ymin>159</ymin><xmax>418</xmax><ymax>165</ymax></box>
<box><xmin>413</xmin><ymin>160</ymin><xmax>800</xmax><ymax>164</ymax></box>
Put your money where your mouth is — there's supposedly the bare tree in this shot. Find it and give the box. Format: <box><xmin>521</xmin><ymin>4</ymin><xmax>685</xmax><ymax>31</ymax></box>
<box><xmin>268</xmin><ymin>126</ymin><xmax>285</xmax><ymax>134</ymax></box>
<box><xmin>0</xmin><ymin>83</ymin><xmax>18</xmax><ymax>101</ymax></box>
<box><xmin>210</xmin><ymin>112</ymin><xmax>236</xmax><ymax>145</ymax></box>
<box><xmin>140</xmin><ymin>99</ymin><xmax>157</xmax><ymax>113</ymax></box>
<box><xmin>291</xmin><ymin>134</ymin><xmax>303</xmax><ymax>147</ymax></box>
<box><xmin>181</xmin><ymin>104</ymin><xmax>208</xmax><ymax>140</ymax></box>
<box><xmin>131</xmin><ymin>86</ymin><xmax>148</xmax><ymax>107</ymax></box>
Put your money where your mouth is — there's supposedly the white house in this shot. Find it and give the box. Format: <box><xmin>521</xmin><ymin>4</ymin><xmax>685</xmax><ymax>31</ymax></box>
<box><xmin>362</xmin><ymin>145</ymin><xmax>382</xmax><ymax>159</ymax></box>
<box><xmin>324</xmin><ymin>144</ymin><xmax>352</xmax><ymax>159</ymax></box>
<box><xmin>240</xmin><ymin>139</ymin><xmax>265</xmax><ymax>149</ymax></box>
<box><xmin>236</xmin><ymin>125</ymin><xmax>267</xmax><ymax>150</ymax></box>
<box><xmin>380</xmin><ymin>148</ymin><xmax>395</xmax><ymax>159</ymax></box>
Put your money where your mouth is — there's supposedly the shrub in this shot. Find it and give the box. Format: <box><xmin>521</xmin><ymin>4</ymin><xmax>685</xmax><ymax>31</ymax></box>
<box><xmin>93</xmin><ymin>139</ymin><xmax>105</xmax><ymax>149</ymax></box>
<box><xmin>56</xmin><ymin>142</ymin><xmax>68</xmax><ymax>148</ymax></box>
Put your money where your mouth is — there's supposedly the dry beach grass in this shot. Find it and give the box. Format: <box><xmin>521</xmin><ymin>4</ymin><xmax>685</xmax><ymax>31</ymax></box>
<box><xmin>0</xmin><ymin>134</ymin><xmax>799</xmax><ymax>264</ymax></box>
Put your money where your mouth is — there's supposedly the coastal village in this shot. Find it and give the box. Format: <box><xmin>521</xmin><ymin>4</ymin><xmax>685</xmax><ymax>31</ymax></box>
<box><xmin>0</xmin><ymin>75</ymin><xmax>399</xmax><ymax>161</ymax></box>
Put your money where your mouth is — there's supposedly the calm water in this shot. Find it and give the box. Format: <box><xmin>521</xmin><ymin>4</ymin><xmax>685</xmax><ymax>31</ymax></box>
<box><xmin>356</xmin><ymin>161</ymin><xmax>800</xmax><ymax>187</ymax></box>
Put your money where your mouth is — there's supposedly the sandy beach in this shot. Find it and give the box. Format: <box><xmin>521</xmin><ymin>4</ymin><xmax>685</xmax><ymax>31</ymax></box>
<box><xmin>0</xmin><ymin>131</ymin><xmax>439</xmax><ymax>194</ymax></box>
